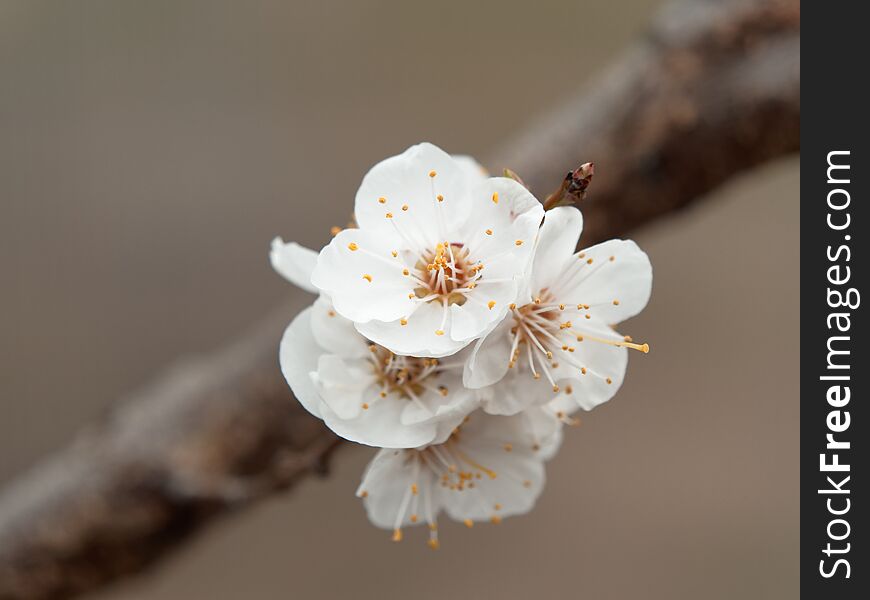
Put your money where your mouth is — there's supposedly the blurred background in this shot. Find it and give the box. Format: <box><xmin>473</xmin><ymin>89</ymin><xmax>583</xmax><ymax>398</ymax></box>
<box><xmin>1</xmin><ymin>1</ymin><xmax>798</xmax><ymax>598</ymax></box>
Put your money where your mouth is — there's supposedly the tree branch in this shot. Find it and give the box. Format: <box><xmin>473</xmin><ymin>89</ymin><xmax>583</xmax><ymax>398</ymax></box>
<box><xmin>0</xmin><ymin>1</ymin><xmax>799</xmax><ymax>598</ymax></box>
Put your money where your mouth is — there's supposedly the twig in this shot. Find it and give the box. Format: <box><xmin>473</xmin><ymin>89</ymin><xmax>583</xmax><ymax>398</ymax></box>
<box><xmin>0</xmin><ymin>1</ymin><xmax>799</xmax><ymax>598</ymax></box>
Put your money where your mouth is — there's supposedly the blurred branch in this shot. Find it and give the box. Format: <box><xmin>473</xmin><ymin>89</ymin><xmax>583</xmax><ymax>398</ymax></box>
<box><xmin>0</xmin><ymin>0</ymin><xmax>798</xmax><ymax>598</ymax></box>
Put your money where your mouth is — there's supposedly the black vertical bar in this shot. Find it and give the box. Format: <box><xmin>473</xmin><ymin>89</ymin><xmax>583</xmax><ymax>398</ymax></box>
<box><xmin>802</xmin><ymin>3</ymin><xmax>867</xmax><ymax>597</ymax></box>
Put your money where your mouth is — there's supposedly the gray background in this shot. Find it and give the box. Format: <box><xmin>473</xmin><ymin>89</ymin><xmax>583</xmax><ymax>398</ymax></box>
<box><xmin>1</xmin><ymin>1</ymin><xmax>798</xmax><ymax>598</ymax></box>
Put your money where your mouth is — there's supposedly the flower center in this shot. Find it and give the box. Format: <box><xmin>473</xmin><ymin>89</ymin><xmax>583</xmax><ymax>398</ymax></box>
<box><xmin>412</xmin><ymin>242</ymin><xmax>481</xmax><ymax>306</ymax></box>
<box><xmin>357</xmin><ymin>416</ymin><xmax>540</xmax><ymax>549</ymax></box>
<box><xmin>507</xmin><ymin>289</ymin><xmax>649</xmax><ymax>397</ymax></box>
<box><xmin>363</xmin><ymin>345</ymin><xmax>454</xmax><ymax>409</ymax></box>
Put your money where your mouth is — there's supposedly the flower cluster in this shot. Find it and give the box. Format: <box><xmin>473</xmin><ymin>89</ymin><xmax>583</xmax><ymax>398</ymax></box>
<box><xmin>271</xmin><ymin>143</ymin><xmax>652</xmax><ymax>547</ymax></box>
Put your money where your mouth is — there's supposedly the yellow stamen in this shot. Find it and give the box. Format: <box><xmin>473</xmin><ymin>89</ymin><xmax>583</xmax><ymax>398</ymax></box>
<box><xmin>347</xmin><ymin>242</ymin><xmax>358</xmax><ymax>251</ymax></box>
<box><xmin>362</xmin><ymin>274</ymin><xmax>372</xmax><ymax>282</ymax></box>
<box><xmin>492</xmin><ymin>192</ymin><xmax>499</xmax><ymax>204</ymax></box>
<box><xmin>392</xmin><ymin>529</ymin><xmax>403</xmax><ymax>542</ymax></box>
<box><xmin>487</xmin><ymin>300</ymin><xmax>496</xmax><ymax>310</ymax></box>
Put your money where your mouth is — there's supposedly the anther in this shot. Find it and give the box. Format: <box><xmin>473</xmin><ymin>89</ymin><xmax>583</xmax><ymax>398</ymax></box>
<box><xmin>613</xmin><ymin>299</ymin><xmax>620</xmax><ymax>305</ymax></box>
<box><xmin>606</xmin><ymin>377</ymin><xmax>613</xmax><ymax>384</ymax></box>
<box><xmin>437</xmin><ymin>194</ymin><xmax>444</xmax><ymax>202</ymax></box>
<box><xmin>435</xmin><ymin>329</ymin><xmax>444</xmax><ymax>336</ymax></box>
<box><xmin>362</xmin><ymin>274</ymin><xmax>373</xmax><ymax>282</ymax></box>
<box><xmin>400</xmin><ymin>318</ymin><xmax>408</xmax><ymax>326</ymax></box>
<box><xmin>490</xmin><ymin>515</ymin><xmax>502</xmax><ymax>524</ymax></box>
<box><xmin>492</xmin><ymin>192</ymin><xmax>499</xmax><ymax>204</ymax></box>
<box><xmin>392</xmin><ymin>529</ymin><xmax>403</xmax><ymax>542</ymax></box>
<box><xmin>485</xmin><ymin>229</ymin><xmax>493</xmax><ymax>235</ymax></box>
<box><xmin>464</xmin><ymin>519</ymin><xmax>474</xmax><ymax>528</ymax></box>
<box><xmin>487</xmin><ymin>301</ymin><xmax>496</xmax><ymax>310</ymax></box>
<box><xmin>347</xmin><ymin>242</ymin><xmax>358</xmax><ymax>251</ymax></box>
<box><xmin>378</xmin><ymin>197</ymin><xmax>387</xmax><ymax>204</ymax></box>
<box><xmin>401</xmin><ymin>204</ymin><xmax>409</xmax><ymax>211</ymax></box>
<box><xmin>515</xmin><ymin>240</ymin><xmax>523</xmax><ymax>246</ymax></box>
<box><xmin>429</xmin><ymin>170</ymin><xmax>437</xmax><ymax>178</ymax></box>
<box><xmin>402</xmin><ymin>269</ymin><xmax>409</xmax><ymax>275</ymax></box>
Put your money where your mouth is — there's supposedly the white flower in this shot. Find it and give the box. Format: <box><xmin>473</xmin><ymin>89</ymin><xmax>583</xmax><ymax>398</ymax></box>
<box><xmin>464</xmin><ymin>206</ymin><xmax>652</xmax><ymax>415</ymax></box>
<box><xmin>280</xmin><ymin>296</ymin><xmax>479</xmax><ymax>448</ymax></box>
<box><xmin>356</xmin><ymin>408</ymin><xmax>562</xmax><ymax>548</ymax></box>
<box><xmin>310</xmin><ymin>142</ymin><xmax>545</xmax><ymax>357</ymax></box>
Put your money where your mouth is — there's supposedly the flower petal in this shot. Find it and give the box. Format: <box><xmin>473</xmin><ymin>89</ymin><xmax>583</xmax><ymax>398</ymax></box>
<box><xmin>270</xmin><ymin>238</ymin><xmax>319</xmax><ymax>293</ymax></box>
<box><xmin>448</xmin><ymin>280</ymin><xmax>516</xmax><ymax>343</ymax></box>
<box><xmin>324</xmin><ymin>395</ymin><xmax>439</xmax><ymax>449</ymax></box>
<box><xmin>358</xmin><ymin>448</ymin><xmax>442</xmax><ymax>530</ymax></box>
<box><xmin>278</xmin><ymin>307</ymin><xmax>324</xmax><ymax>418</ymax></box>
<box><xmin>555</xmin><ymin>239</ymin><xmax>652</xmax><ymax>324</ymax></box>
<box><xmin>311</xmin><ymin>228</ymin><xmax>417</xmax><ymax>323</ymax></box>
<box><xmin>354</xmin><ymin>143</ymin><xmax>474</xmax><ymax>250</ymax></box>
<box><xmin>462</xmin><ymin>318</ymin><xmax>513</xmax><ymax>390</ymax></box>
<box><xmin>442</xmin><ymin>412</ymin><xmax>556</xmax><ymax>523</ymax></box>
<box><xmin>355</xmin><ymin>300</ymin><xmax>467</xmax><ymax>358</ymax></box>
<box><xmin>313</xmin><ymin>354</ymin><xmax>374</xmax><ymax>420</ymax></box>
<box><xmin>530</xmin><ymin>206</ymin><xmax>583</xmax><ymax>294</ymax></box>
<box><xmin>461</xmin><ymin>177</ymin><xmax>544</xmax><ymax>281</ymax></box>
<box><xmin>309</xmin><ymin>296</ymin><xmax>369</xmax><ymax>359</ymax></box>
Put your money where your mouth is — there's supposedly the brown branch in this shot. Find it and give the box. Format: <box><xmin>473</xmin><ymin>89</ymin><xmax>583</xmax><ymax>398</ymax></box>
<box><xmin>0</xmin><ymin>1</ymin><xmax>799</xmax><ymax>598</ymax></box>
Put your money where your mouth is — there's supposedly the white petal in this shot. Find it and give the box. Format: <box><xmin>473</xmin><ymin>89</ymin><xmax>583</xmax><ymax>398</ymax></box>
<box><xmin>520</xmin><ymin>407</ymin><xmax>564</xmax><ymax>461</ymax></box>
<box><xmin>560</xmin><ymin>317</ymin><xmax>629</xmax><ymax>411</ymax></box>
<box><xmin>399</xmin><ymin>385</ymin><xmax>477</xmax><ymax>427</ymax></box>
<box><xmin>309</xmin><ymin>296</ymin><xmax>369</xmax><ymax>358</ymax></box>
<box><xmin>442</xmin><ymin>412</ymin><xmax>556</xmax><ymax>523</ymax></box>
<box><xmin>447</xmin><ymin>280</ymin><xmax>515</xmax><ymax>343</ymax></box>
<box><xmin>311</xmin><ymin>228</ymin><xmax>417</xmax><ymax>323</ymax></box>
<box><xmin>270</xmin><ymin>238</ymin><xmax>319</xmax><ymax>293</ymax></box>
<box><xmin>358</xmin><ymin>449</ymin><xmax>442</xmax><ymax>530</ymax></box>
<box><xmin>313</xmin><ymin>354</ymin><xmax>374</xmax><ymax>420</ymax></box>
<box><xmin>278</xmin><ymin>307</ymin><xmax>324</xmax><ymax>418</ymax></box>
<box><xmin>462</xmin><ymin>318</ymin><xmax>513</xmax><ymax>390</ymax></box>
<box><xmin>530</xmin><ymin>206</ymin><xmax>583</xmax><ymax>293</ymax></box>
<box><xmin>451</xmin><ymin>154</ymin><xmax>490</xmax><ymax>183</ymax></box>
<box><xmin>461</xmin><ymin>177</ymin><xmax>544</xmax><ymax>281</ymax></box>
<box><xmin>355</xmin><ymin>300</ymin><xmax>468</xmax><ymax>358</ymax></box>
<box><xmin>323</xmin><ymin>396</ymin><xmax>439</xmax><ymax>449</ymax></box>
<box><xmin>354</xmin><ymin>143</ymin><xmax>474</xmax><ymax>249</ymax></box>
<box><xmin>555</xmin><ymin>239</ymin><xmax>652</xmax><ymax>324</ymax></box>
<box><xmin>480</xmin><ymin>373</ymin><xmax>549</xmax><ymax>416</ymax></box>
